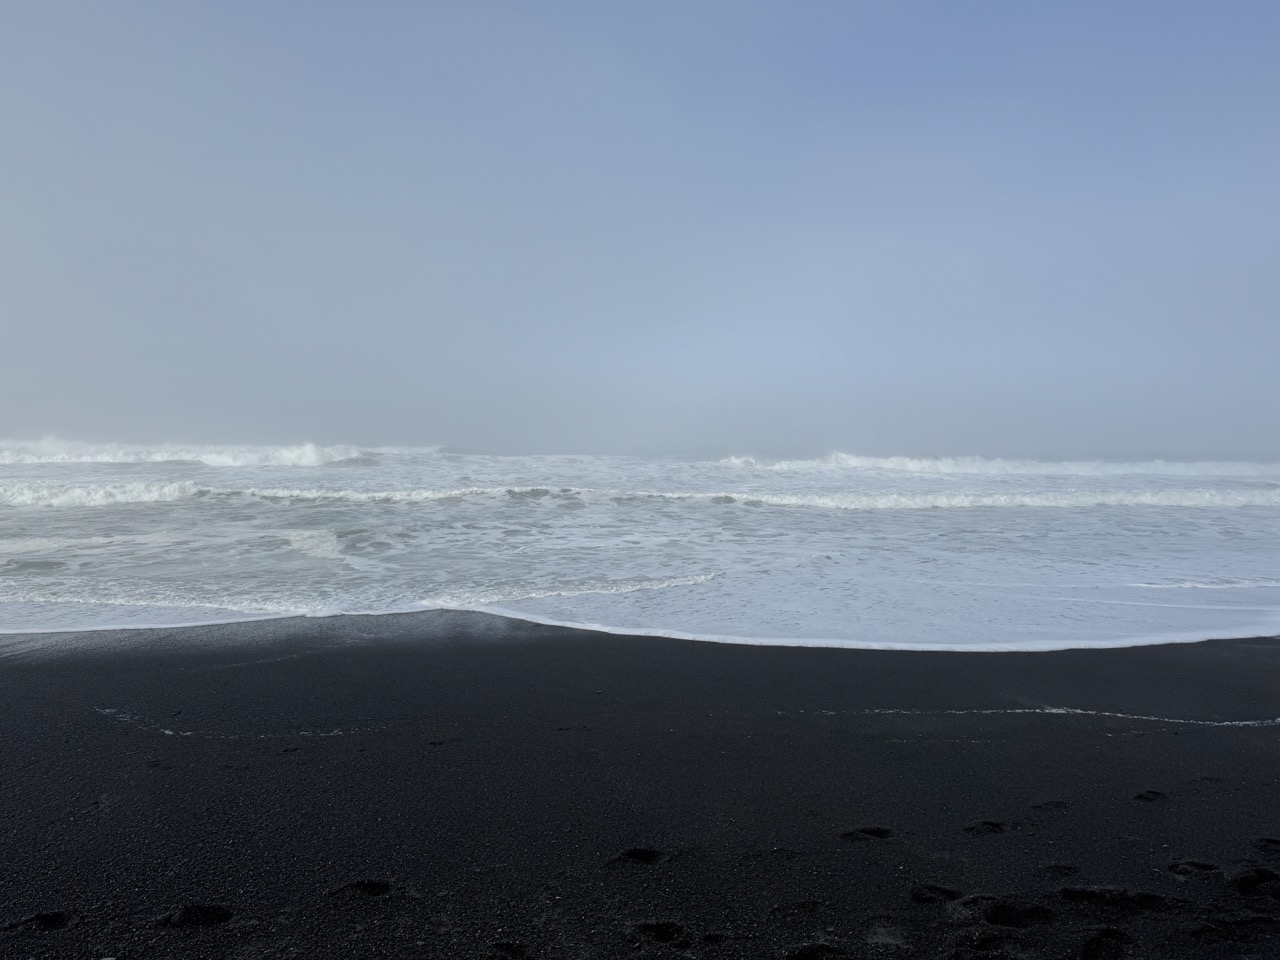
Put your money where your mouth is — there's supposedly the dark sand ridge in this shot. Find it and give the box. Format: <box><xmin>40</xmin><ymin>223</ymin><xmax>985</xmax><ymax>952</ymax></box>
<box><xmin>2</xmin><ymin>611</ymin><xmax>1279</xmax><ymax>959</ymax></box>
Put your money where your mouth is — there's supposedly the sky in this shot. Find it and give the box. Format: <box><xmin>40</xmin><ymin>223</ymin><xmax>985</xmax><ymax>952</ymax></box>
<box><xmin>1</xmin><ymin>1</ymin><xmax>1277</xmax><ymax>458</ymax></box>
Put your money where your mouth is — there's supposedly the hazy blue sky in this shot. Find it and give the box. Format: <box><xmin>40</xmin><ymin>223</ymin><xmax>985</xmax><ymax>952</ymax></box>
<box><xmin>2</xmin><ymin>1</ymin><xmax>1277</xmax><ymax>457</ymax></box>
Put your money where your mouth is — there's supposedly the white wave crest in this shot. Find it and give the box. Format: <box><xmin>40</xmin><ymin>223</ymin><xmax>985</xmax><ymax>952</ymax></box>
<box><xmin>0</xmin><ymin>482</ymin><xmax>204</xmax><ymax>507</ymax></box>
<box><xmin>636</xmin><ymin>489</ymin><xmax>1280</xmax><ymax>510</ymax></box>
<box><xmin>242</xmin><ymin>486</ymin><xmax>501</xmax><ymax>503</ymax></box>
<box><xmin>722</xmin><ymin>452</ymin><xmax>1280</xmax><ymax>477</ymax></box>
<box><xmin>0</xmin><ymin>483</ymin><xmax>576</xmax><ymax>508</ymax></box>
<box><xmin>0</xmin><ymin>438</ymin><xmax>367</xmax><ymax>466</ymax></box>
<box><xmin>8</xmin><ymin>481</ymin><xmax>1278</xmax><ymax>511</ymax></box>
<box><xmin>223</xmin><ymin>486</ymin><xmax>1280</xmax><ymax>511</ymax></box>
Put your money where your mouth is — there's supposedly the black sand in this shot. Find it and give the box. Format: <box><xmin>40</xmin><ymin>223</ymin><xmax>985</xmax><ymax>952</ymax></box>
<box><xmin>2</xmin><ymin>611</ymin><xmax>1279</xmax><ymax>959</ymax></box>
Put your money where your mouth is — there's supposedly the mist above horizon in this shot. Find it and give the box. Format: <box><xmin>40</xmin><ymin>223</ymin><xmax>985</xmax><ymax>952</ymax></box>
<box><xmin>2</xmin><ymin>2</ymin><xmax>1277</xmax><ymax>460</ymax></box>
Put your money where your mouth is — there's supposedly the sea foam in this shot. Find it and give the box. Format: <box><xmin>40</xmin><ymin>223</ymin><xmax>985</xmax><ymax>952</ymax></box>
<box><xmin>722</xmin><ymin>452</ymin><xmax>1280</xmax><ymax>477</ymax></box>
<box><xmin>0</xmin><ymin>438</ymin><xmax>370</xmax><ymax>466</ymax></box>
<box><xmin>8</xmin><ymin>482</ymin><xmax>1278</xmax><ymax>511</ymax></box>
<box><xmin>0</xmin><ymin>482</ymin><xmax>204</xmax><ymax>507</ymax></box>
<box><xmin>3</xmin><ymin>442</ymin><xmax>1278</xmax><ymax>651</ymax></box>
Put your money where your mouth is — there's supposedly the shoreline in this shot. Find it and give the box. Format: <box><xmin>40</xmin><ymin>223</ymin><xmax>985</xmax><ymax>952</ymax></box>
<box><xmin>3</xmin><ymin>614</ymin><xmax>1280</xmax><ymax>958</ymax></box>
<box><xmin>4</xmin><ymin>604</ymin><xmax>1278</xmax><ymax>655</ymax></box>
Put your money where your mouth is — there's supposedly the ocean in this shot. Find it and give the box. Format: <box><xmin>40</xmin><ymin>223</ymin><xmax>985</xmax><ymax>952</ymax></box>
<box><xmin>2</xmin><ymin>438</ymin><xmax>1278</xmax><ymax>650</ymax></box>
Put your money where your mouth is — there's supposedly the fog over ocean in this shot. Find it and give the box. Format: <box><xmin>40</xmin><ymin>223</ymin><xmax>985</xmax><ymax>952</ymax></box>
<box><xmin>3</xmin><ymin>439</ymin><xmax>1277</xmax><ymax>651</ymax></box>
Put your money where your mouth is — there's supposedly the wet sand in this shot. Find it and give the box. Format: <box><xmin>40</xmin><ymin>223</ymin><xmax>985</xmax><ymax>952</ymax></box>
<box><xmin>2</xmin><ymin>611</ymin><xmax>1279</xmax><ymax>959</ymax></box>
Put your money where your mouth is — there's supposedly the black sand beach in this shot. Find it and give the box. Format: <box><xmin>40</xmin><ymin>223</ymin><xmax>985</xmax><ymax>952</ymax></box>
<box><xmin>2</xmin><ymin>612</ymin><xmax>1279</xmax><ymax>959</ymax></box>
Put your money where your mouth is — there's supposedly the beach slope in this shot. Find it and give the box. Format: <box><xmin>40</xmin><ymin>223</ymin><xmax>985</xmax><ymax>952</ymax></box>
<box><xmin>2</xmin><ymin>611</ymin><xmax>1279</xmax><ymax>959</ymax></box>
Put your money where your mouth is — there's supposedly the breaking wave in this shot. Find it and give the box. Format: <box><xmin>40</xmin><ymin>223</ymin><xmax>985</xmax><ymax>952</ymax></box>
<box><xmin>7</xmin><ymin>481</ymin><xmax>1280</xmax><ymax>510</ymax></box>
<box><xmin>627</xmin><ymin>489</ymin><xmax>1280</xmax><ymax>509</ymax></box>
<box><xmin>723</xmin><ymin>452</ymin><xmax>1280</xmax><ymax>477</ymax></box>
<box><xmin>4</xmin><ymin>442</ymin><xmax>1278</xmax><ymax>647</ymax></box>
<box><xmin>1</xmin><ymin>482</ymin><xmax>204</xmax><ymax>507</ymax></box>
<box><xmin>0</xmin><ymin>438</ymin><xmax>373</xmax><ymax>466</ymax></box>
<box><xmin>0</xmin><ymin>483</ymin><xmax>517</xmax><ymax>508</ymax></box>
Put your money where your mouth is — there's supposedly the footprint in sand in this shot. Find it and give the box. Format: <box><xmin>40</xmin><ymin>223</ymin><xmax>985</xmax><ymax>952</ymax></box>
<box><xmin>1168</xmin><ymin>860</ymin><xmax>1219</xmax><ymax>877</ymax></box>
<box><xmin>1253</xmin><ymin>837</ymin><xmax>1280</xmax><ymax>859</ymax></box>
<box><xmin>5</xmin><ymin>910</ymin><xmax>76</xmax><ymax>932</ymax></box>
<box><xmin>1232</xmin><ymin>867</ymin><xmax>1280</xmax><ymax>898</ymax></box>
<box><xmin>963</xmin><ymin>820</ymin><xmax>1012</xmax><ymax>835</ymax></box>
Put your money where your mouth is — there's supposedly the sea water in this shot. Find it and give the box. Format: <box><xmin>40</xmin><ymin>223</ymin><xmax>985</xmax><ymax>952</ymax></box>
<box><xmin>2</xmin><ymin>438</ymin><xmax>1278</xmax><ymax>650</ymax></box>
